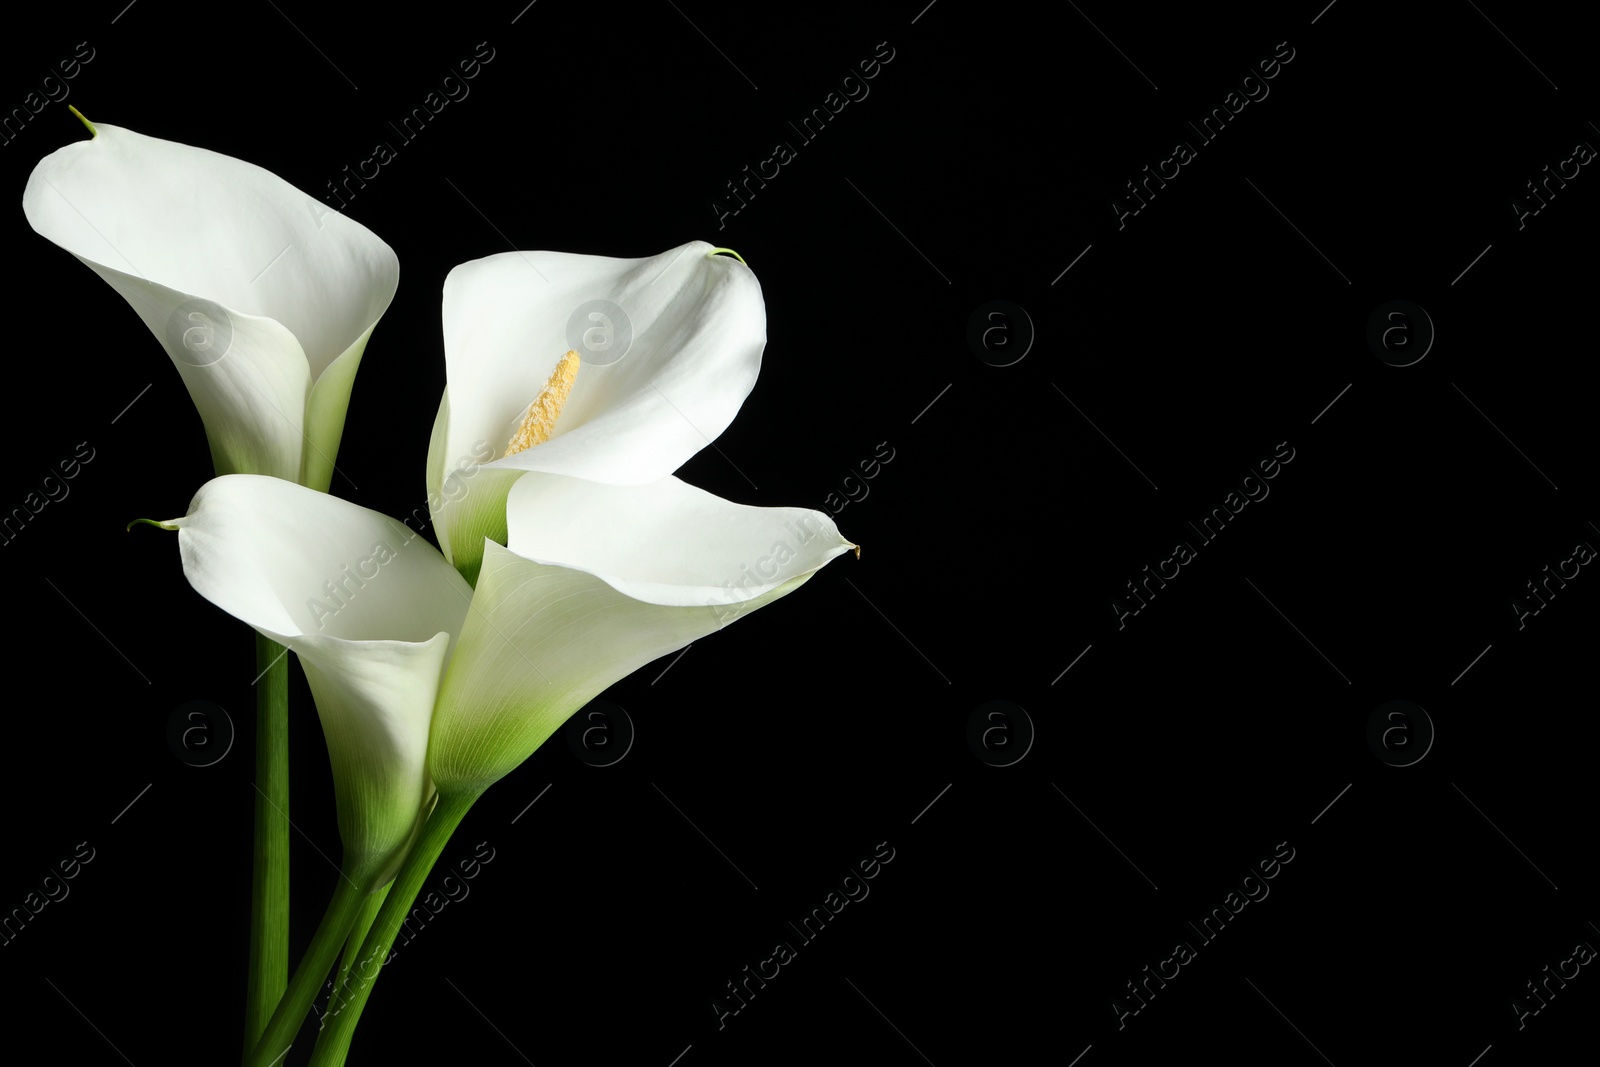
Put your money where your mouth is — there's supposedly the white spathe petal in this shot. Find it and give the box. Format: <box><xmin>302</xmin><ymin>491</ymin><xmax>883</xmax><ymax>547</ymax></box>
<box><xmin>438</xmin><ymin>241</ymin><xmax>763</xmax><ymax>488</ymax></box>
<box><xmin>301</xmin><ymin>322</ymin><xmax>377</xmax><ymax>493</ymax></box>
<box><xmin>173</xmin><ymin>475</ymin><xmax>473</xmax><ymax>646</ymax></box>
<box><xmin>54</xmin><ymin>264</ymin><xmax>312</xmax><ymax>481</ymax></box>
<box><xmin>293</xmin><ymin>632</ymin><xmax>448</xmax><ymax>887</ymax></box>
<box><xmin>23</xmin><ymin>123</ymin><xmax>397</xmax><ymax>484</ymax></box>
<box><xmin>425</xmin><ymin>388</ymin><xmax>519</xmax><ymax>580</ymax></box>
<box><xmin>23</xmin><ymin>124</ymin><xmax>399</xmax><ymax>381</ymax></box>
<box><xmin>505</xmin><ymin>473</ymin><xmax>856</xmax><ymax>606</ymax></box>
<box><xmin>428</xmin><ymin>506</ymin><xmax>849</xmax><ymax>794</ymax></box>
<box><xmin>425</xmin><ymin>389</ymin><xmax>454</xmax><ymax>562</ymax></box>
<box><xmin>171</xmin><ymin>475</ymin><xmax>472</xmax><ymax>883</ymax></box>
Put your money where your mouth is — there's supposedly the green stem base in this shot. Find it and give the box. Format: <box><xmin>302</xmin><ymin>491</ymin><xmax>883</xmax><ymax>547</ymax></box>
<box><xmin>248</xmin><ymin>876</ymin><xmax>368</xmax><ymax>1067</ymax></box>
<box><xmin>338</xmin><ymin>882</ymin><xmax>391</xmax><ymax>993</ymax></box>
<box><xmin>308</xmin><ymin>790</ymin><xmax>482</xmax><ymax>1066</ymax></box>
<box><xmin>243</xmin><ymin>634</ymin><xmax>290</xmax><ymax>1058</ymax></box>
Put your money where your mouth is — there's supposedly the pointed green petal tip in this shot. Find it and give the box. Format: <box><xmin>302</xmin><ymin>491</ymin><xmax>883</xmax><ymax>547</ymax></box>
<box><xmin>127</xmin><ymin>517</ymin><xmax>180</xmax><ymax>532</ymax></box>
<box><xmin>706</xmin><ymin>247</ymin><xmax>748</xmax><ymax>265</ymax></box>
<box><xmin>67</xmin><ymin>105</ymin><xmax>97</xmax><ymax>138</ymax></box>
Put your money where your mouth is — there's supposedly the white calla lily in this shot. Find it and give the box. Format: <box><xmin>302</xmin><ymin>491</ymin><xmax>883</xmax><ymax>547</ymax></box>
<box><xmin>168</xmin><ymin>471</ymin><xmax>852</xmax><ymax>856</ymax></box>
<box><xmin>170</xmin><ymin>475</ymin><xmax>473</xmax><ymax>887</ymax></box>
<box><xmin>425</xmin><ymin>240</ymin><xmax>764</xmax><ymax>581</ymax></box>
<box><xmin>23</xmin><ymin>117</ymin><xmax>398</xmax><ymax>489</ymax></box>
<box><xmin>429</xmin><ymin>471</ymin><xmax>857</xmax><ymax>793</ymax></box>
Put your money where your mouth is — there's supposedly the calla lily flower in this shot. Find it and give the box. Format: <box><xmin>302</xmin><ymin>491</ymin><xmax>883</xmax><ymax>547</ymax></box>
<box><xmin>170</xmin><ymin>475</ymin><xmax>471</xmax><ymax>888</ymax></box>
<box><xmin>425</xmin><ymin>240</ymin><xmax>763</xmax><ymax>581</ymax></box>
<box><xmin>23</xmin><ymin>117</ymin><xmax>399</xmax><ymax>490</ymax></box>
<box><xmin>429</xmin><ymin>470</ymin><xmax>857</xmax><ymax>793</ymax></box>
<box><xmin>168</xmin><ymin>471</ymin><xmax>853</xmax><ymax>861</ymax></box>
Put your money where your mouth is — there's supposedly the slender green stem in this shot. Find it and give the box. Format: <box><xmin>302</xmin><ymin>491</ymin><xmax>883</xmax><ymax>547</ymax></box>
<box><xmin>243</xmin><ymin>634</ymin><xmax>291</xmax><ymax>1059</ymax></box>
<box><xmin>308</xmin><ymin>790</ymin><xmax>483</xmax><ymax>1067</ymax></box>
<box><xmin>337</xmin><ymin>882</ymin><xmax>391</xmax><ymax>994</ymax></box>
<box><xmin>248</xmin><ymin>875</ymin><xmax>368</xmax><ymax>1067</ymax></box>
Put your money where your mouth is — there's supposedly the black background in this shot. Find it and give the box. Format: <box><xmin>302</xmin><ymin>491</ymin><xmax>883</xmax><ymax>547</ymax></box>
<box><xmin>2</xmin><ymin>2</ymin><xmax>1596</xmax><ymax>1064</ymax></box>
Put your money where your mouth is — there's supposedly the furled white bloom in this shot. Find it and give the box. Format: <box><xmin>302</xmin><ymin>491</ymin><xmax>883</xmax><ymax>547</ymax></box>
<box><xmin>425</xmin><ymin>241</ymin><xmax>763</xmax><ymax>581</ymax></box>
<box><xmin>170</xmin><ymin>475</ymin><xmax>470</xmax><ymax>887</ymax></box>
<box><xmin>23</xmin><ymin>118</ymin><xmax>398</xmax><ymax>490</ymax></box>
<box><xmin>428</xmin><ymin>470</ymin><xmax>857</xmax><ymax>794</ymax></box>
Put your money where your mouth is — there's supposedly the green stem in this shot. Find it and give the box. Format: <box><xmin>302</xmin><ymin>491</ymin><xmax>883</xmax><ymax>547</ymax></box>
<box><xmin>248</xmin><ymin>874</ymin><xmax>368</xmax><ymax>1067</ymax></box>
<box><xmin>308</xmin><ymin>790</ymin><xmax>483</xmax><ymax>1067</ymax></box>
<box><xmin>337</xmin><ymin>882</ymin><xmax>391</xmax><ymax>993</ymax></box>
<box><xmin>243</xmin><ymin>634</ymin><xmax>291</xmax><ymax>1058</ymax></box>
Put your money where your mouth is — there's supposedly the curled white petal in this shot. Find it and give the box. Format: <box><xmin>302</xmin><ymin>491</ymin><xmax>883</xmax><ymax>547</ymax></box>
<box><xmin>429</xmin><ymin>480</ymin><xmax>852</xmax><ymax>793</ymax></box>
<box><xmin>505</xmin><ymin>472</ymin><xmax>855</xmax><ymax>606</ymax></box>
<box><xmin>431</xmin><ymin>241</ymin><xmax>763</xmax><ymax>569</ymax></box>
<box><xmin>172</xmin><ymin>475</ymin><xmax>470</xmax><ymax>883</ymax></box>
<box><xmin>23</xmin><ymin>123</ymin><xmax>398</xmax><ymax>486</ymax></box>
